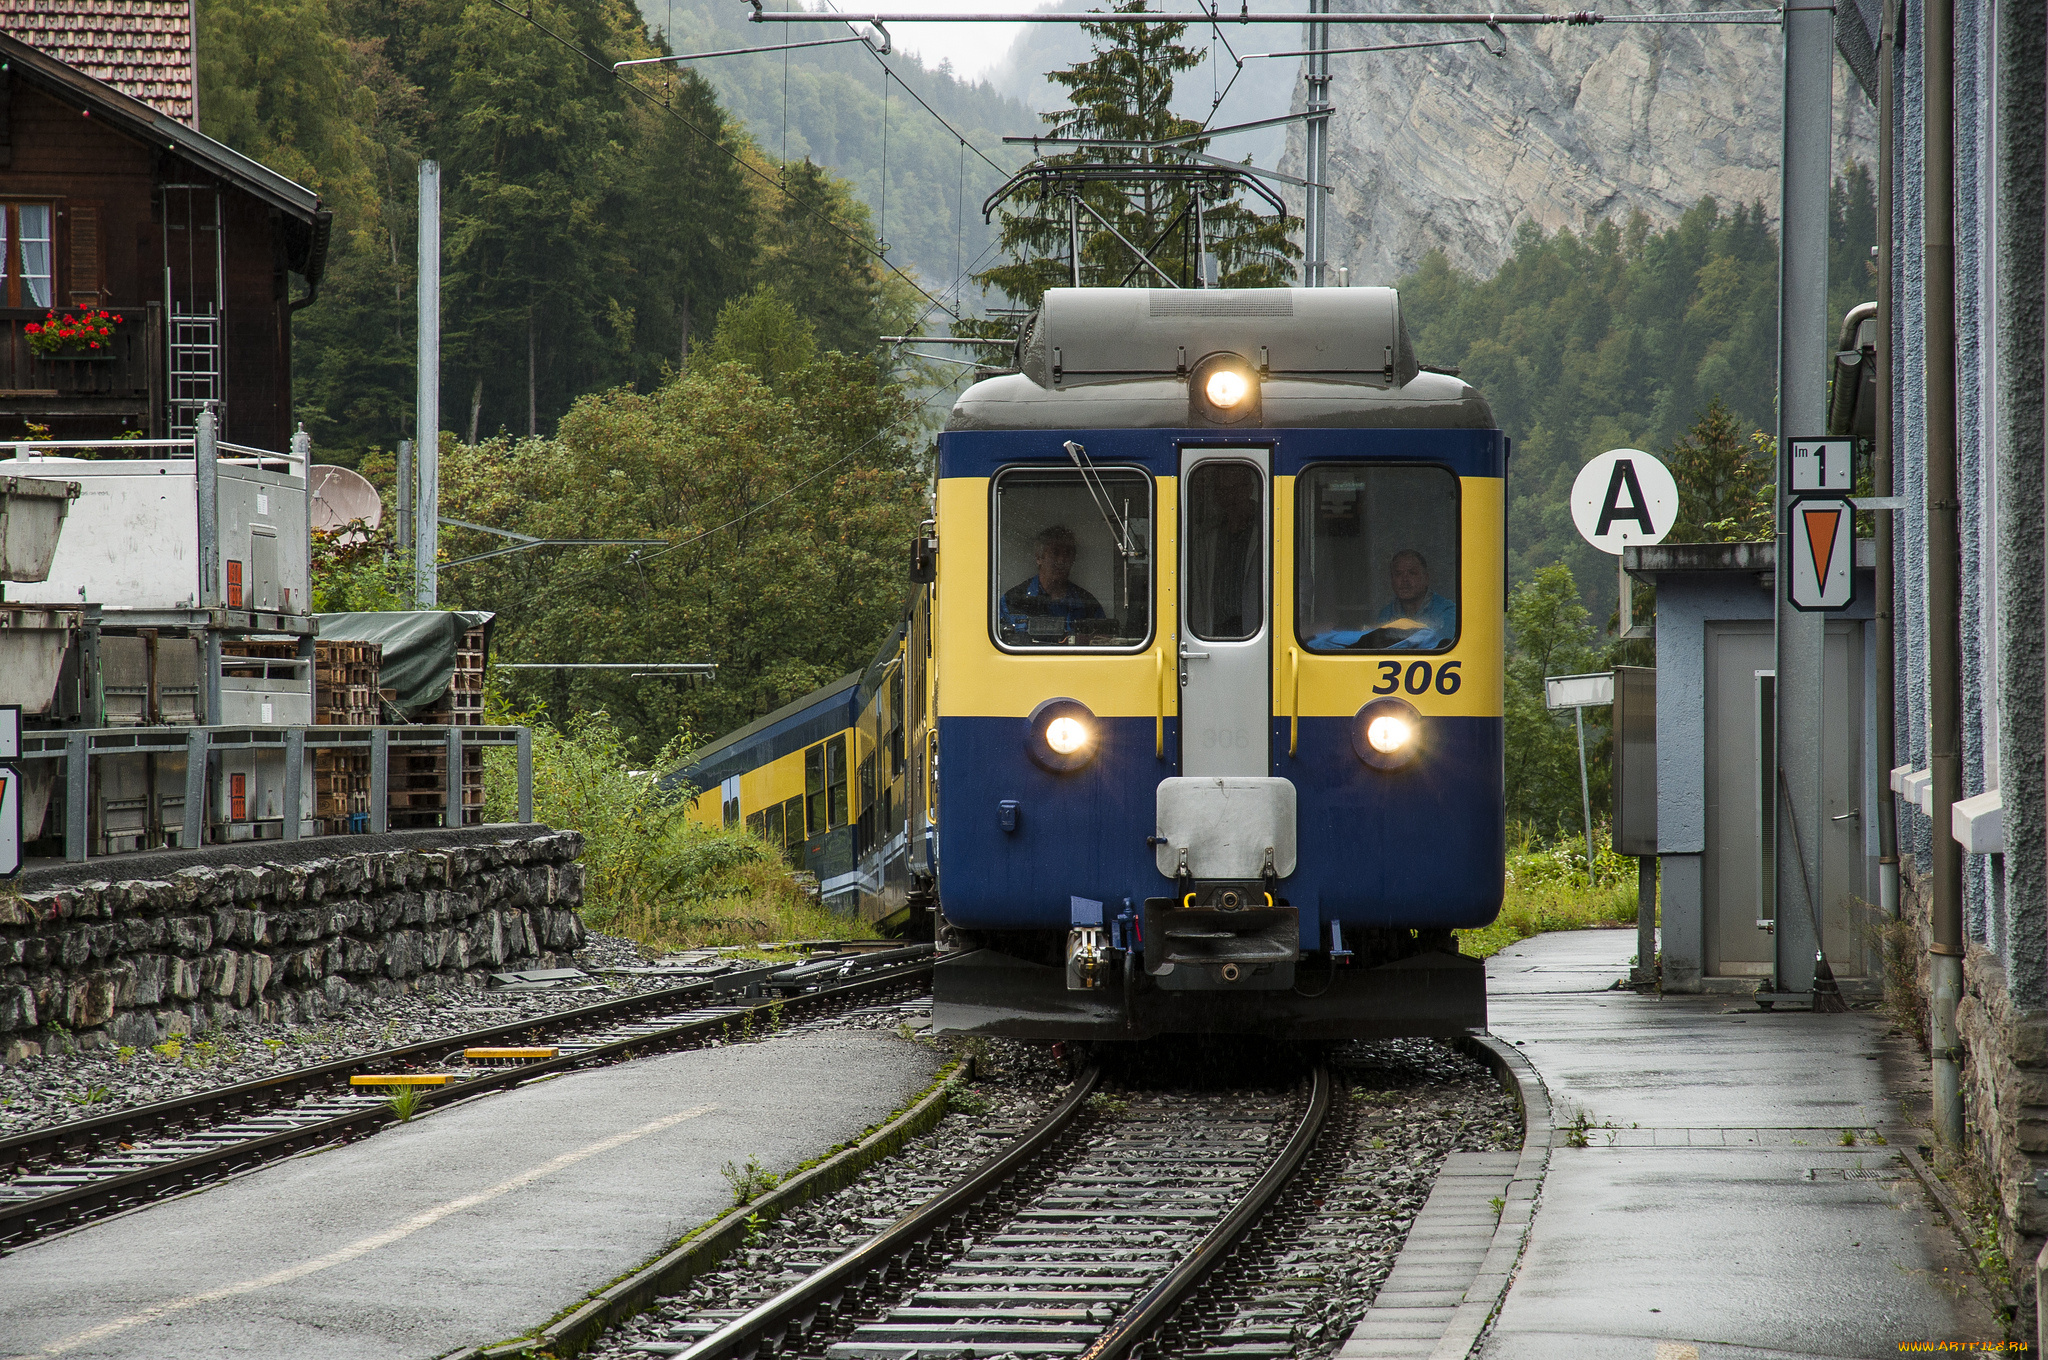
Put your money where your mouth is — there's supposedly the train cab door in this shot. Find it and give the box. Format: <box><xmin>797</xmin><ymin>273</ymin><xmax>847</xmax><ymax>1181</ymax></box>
<box><xmin>1177</xmin><ymin>447</ymin><xmax>1271</xmax><ymax>776</ymax></box>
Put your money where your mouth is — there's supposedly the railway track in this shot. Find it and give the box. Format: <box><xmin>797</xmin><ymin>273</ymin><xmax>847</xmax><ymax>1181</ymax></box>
<box><xmin>0</xmin><ymin>945</ymin><xmax>933</xmax><ymax>1254</ymax></box>
<box><xmin>653</xmin><ymin>1060</ymin><xmax>1332</xmax><ymax>1360</ymax></box>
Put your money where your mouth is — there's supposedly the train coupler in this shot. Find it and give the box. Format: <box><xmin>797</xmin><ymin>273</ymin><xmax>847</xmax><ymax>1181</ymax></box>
<box><xmin>1140</xmin><ymin>893</ymin><xmax>1296</xmax><ymax>990</ymax></box>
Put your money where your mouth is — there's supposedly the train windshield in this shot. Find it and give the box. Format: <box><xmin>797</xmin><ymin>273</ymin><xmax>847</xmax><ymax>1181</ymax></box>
<box><xmin>992</xmin><ymin>467</ymin><xmax>1153</xmax><ymax>649</ymax></box>
<box><xmin>1296</xmin><ymin>465</ymin><xmax>1461</xmax><ymax>653</ymax></box>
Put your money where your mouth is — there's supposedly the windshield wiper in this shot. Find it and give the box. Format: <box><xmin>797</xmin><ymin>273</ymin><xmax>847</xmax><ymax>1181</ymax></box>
<box><xmin>1063</xmin><ymin>440</ymin><xmax>1141</xmax><ymax>560</ymax></box>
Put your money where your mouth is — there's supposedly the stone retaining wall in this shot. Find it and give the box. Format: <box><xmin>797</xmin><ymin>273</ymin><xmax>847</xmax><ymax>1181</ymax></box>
<box><xmin>0</xmin><ymin>830</ymin><xmax>587</xmax><ymax>1061</ymax></box>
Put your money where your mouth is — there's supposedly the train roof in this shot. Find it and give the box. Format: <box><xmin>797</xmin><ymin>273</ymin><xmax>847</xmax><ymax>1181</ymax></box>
<box><xmin>947</xmin><ymin>287</ymin><xmax>1493</xmax><ymax>432</ymax></box>
<box><xmin>669</xmin><ymin>672</ymin><xmax>861</xmax><ymax>794</ymax></box>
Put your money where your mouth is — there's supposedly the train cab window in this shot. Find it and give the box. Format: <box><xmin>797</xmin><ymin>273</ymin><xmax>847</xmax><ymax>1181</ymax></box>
<box><xmin>992</xmin><ymin>467</ymin><xmax>1152</xmax><ymax>650</ymax></box>
<box><xmin>1296</xmin><ymin>466</ymin><xmax>1461</xmax><ymax>653</ymax></box>
<box><xmin>1185</xmin><ymin>461</ymin><xmax>1265</xmax><ymax>641</ymax></box>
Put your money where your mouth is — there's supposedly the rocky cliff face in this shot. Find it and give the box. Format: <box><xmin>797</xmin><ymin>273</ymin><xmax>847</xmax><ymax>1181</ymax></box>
<box><xmin>1286</xmin><ymin>8</ymin><xmax>1877</xmax><ymax>282</ymax></box>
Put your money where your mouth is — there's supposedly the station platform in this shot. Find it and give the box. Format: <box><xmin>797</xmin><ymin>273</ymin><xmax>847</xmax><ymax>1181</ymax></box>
<box><xmin>1348</xmin><ymin>928</ymin><xmax>2004</xmax><ymax>1360</ymax></box>
<box><xmin>0</xmin><ymin>1029</ymin><xmax>942</xmax><ymax>1360</ymax></box>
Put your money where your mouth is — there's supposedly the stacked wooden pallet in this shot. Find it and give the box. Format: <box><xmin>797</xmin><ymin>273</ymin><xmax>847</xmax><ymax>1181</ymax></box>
<box><xmin>312</xmin><ymin>749</ymin><xmax>372</xmax><ymax>835</ymax></box>
<box><xmin>420</xmin><ymin>625</ymin><xmax>487</xmax><ymax>728</ymax></box>
<box><xmin>390</xmin><ymin>625</ymin><xmax>489</xmax><ymax>829</ymax></box>
<box><xmin>387</xmin><ymin>745</ymin><xmax>486</xmax><ymax>829</ymax></box>
<box><xmin>314</xmin><ymin>640</ymin><xmax>382</xmax><ymax>726</ymax></box>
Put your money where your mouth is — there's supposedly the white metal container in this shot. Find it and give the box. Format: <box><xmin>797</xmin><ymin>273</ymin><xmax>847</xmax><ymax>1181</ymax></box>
<box><xmin>0</xmin><ymin>475</ymin><xmax>79</xmax><ymax>582</ymax></box>
<box><xmin>0</xmin><ymin>454</ymin><xmax>310</xmax><ymax>615</ymax></box>
<box><xmin>0</xmin><ymin>605</ymin><xmax>84</xmax><ymax>714</ymax></box>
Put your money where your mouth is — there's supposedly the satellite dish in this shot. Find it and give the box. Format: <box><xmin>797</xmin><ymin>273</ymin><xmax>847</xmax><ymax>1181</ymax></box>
<box><xmin>309</xmin><ymin>465</ymin><xmax>384</xmax><ymax>540</ymax></box>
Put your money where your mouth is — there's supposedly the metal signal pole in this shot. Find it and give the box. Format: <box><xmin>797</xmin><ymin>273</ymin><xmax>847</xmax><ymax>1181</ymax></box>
<box><xmin>1303</xmin><ymin>0</ymin><xmax>1331</xmax><ymax>285</ymax></box>
<box><xmin>416</xmin><ymin>159</ymin><xmax>441</xmax><ymax>609</ymax></box>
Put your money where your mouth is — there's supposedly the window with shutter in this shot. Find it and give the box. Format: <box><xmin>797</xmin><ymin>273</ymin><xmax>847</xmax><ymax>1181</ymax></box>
<box><xmin>68</xmin><ymin>206</ymin><xmax>99</xmax><ymax>303</ymax></box>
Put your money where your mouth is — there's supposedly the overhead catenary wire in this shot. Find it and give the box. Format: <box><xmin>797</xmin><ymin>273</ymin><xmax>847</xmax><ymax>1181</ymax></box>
<box><xmin>485</xmin><ymin>0</ymin><xmax>953</xmax><ymax>318</ymax></box>
<box><xmin>751</xmin><ymin>6</ymin><xmax>1775</xmax><ymax>24</ymax></box>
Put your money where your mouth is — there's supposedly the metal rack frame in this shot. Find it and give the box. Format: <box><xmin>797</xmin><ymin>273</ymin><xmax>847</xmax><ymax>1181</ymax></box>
<box><xmin>17</xmin><ymin>723</ymin><xmax>534</xmax><ymax>863</ymax></box>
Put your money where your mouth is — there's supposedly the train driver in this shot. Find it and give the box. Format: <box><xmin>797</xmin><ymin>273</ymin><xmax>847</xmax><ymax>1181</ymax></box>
<box><xmin>999</xmin><ymin>523</ymin><xmax>1107</xmax><ymax>643</ymax></box>
<box><xmin>1375</xmin><ymin>548</ymin><xmax>1457</xmax><ymax>646</ymax></box>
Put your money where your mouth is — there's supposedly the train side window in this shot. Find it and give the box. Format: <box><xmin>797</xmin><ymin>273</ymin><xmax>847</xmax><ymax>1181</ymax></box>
<box><xmin>826</xmin><ymin>735</ymin><xmax>849</xmax><ymax>827</ymax></box>
<box><xmin>992</xmin><ymin>467</ymin><xmax>1152</xmax><ymax>650</ymax></box>
<box><xmin>805</xmin><ymin>744</ymin><xmax>826</xmax><ymax>836</ymax></box>
<box><xmin>1296</xmin><ymin>465</ymin><xmax>1461</xmax><ymax>654</ymax></box>
<box><xmin>760</xmin><ymin>802</ymin><xmax>780</xmax><ymax>849</ymax></box>
<box><xmin>780</xmin><ymin>795</ymin><xmax>804</xmax><ymax>864</ymax></box>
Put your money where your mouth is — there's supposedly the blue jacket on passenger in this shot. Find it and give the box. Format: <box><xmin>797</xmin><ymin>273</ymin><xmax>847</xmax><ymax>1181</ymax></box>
<box><xmin>999</xmin><ymin>576</ymin><xmax>1105</xmax><ymax>643</ymax></box>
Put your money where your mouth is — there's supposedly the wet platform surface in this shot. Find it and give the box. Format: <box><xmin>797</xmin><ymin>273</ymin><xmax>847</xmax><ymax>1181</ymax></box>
<box><xmin>1477</xmin><ymin>929</ymin><xmax>2001</xmax><ymax>1360</ymax></box>
<box><xmin>0</xmin><ymin>1029</ymin><xmax>941</xmax><ymax>1359</ymax></box>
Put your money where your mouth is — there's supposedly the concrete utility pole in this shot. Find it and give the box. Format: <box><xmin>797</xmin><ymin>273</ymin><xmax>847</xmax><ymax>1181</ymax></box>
<box><xmin>416</xmin><ymin>159</ymin><xmax>441</xmax><ymax>609</ymax></box>
<box><xmin>1771</xmin><ymin>0</ymin><xmax>1830</xmax><ymax>998</ymax></box>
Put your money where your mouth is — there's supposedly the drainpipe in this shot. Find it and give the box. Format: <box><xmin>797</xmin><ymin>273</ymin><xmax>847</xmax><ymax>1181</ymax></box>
<box><xmin>1875</xmin><ymin>0</ymin><xmax>1899</xmax><ymax>920</ymax></box>
<box><xmin>1923</xmin><ymin>0</ymin><xmax>1966</xmax><ymax>1151</ymax></box>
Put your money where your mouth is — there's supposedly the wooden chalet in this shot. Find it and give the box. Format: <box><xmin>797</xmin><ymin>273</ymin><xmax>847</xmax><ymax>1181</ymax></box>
<box><xmin>0</xmin><ymin>19</ymin><xmax>329</xmax><ymax>449</ymax></box>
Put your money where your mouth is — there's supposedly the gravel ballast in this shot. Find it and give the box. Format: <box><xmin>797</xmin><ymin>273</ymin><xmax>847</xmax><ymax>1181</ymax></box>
<box><xmin>582</xmin><ymin>1036</ymin><xmax>1519</xmax><ymax>1360</ymax></box>
<box><xmin>0</xmin><ymin>932</ymin><xmax>684</xmax><ymax>1139</ymax></box>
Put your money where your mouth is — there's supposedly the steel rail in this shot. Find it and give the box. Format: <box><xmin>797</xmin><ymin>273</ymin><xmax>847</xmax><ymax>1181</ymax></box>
<box><xmin>1080</xmin><ymin>1062</ymin><xmax>1334</xmax><ymax>1359</ymax></box>
<box><xmin>0</xmin><ymin>964</ymin><xmax>784</xmax><ymax>1174</ymax></box>
<box><xmin>676</xmin><ymin>1062</ymin><xmax>1332</xmax><ymax>1360</ymax></box>
<box><xmin>676</xmin><ymin>1061</ymin><xmax>1105</xmax><ymax>1360</ymax></box>
<box><xmin>0</xmin><ymin>955</ymin><xmax>932</xmax><ymax>1252</ymax></box>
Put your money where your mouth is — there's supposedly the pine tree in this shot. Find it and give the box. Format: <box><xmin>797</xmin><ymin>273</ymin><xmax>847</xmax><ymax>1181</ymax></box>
<box><xmin>973</xmin><ymin>0</ymin><xmax>1297</xmax><ymax>311</ymax></box>
<box><xmin>1663</xmin><ymin>397</ymin><xmax>1775</xmax><ymax>543</ymax></box>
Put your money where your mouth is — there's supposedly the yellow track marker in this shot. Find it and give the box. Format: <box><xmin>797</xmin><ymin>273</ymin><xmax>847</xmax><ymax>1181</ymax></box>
<box><xmin>464</xmin><ymin>1047</ymin><xmax>559</xmax><ymax>1061</ymax></box>
<box><xmin>349</xmin><ymin>1074</ymin><xmax>451</xmax><ymax>1086</ymax></box>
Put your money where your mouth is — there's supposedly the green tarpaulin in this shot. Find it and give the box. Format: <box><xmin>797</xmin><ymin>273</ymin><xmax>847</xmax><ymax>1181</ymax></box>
<box><xmin>316</xmin><ymin>610</ymin><xmax>493</xmax><ymax>715</ymax></box>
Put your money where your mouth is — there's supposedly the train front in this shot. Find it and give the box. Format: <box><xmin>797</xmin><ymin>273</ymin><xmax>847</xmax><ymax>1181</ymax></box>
<box><xmin>928</xmin><ymin>288</ymin><xmax>1504</xmax><ymax>1041</ymax></box>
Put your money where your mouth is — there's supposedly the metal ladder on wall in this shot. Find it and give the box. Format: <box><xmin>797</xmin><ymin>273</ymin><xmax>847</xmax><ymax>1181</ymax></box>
<box><xmin>161</xmin><ymin>185</ymin><xmax>224</xmax><ymax>436</ymax></box>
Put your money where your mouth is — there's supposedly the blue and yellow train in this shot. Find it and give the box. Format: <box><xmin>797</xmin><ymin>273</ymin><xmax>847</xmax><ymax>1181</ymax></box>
<box><xmin>681</xmin><ymin>286</ymin><xmax>1504</xmax><ymax>1041</ymax></box>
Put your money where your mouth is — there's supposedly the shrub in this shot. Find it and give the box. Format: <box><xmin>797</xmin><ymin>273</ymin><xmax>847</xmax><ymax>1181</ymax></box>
<box><xmin>483</xmin><ymin>705</ymin><xmax>873</xmax><ymax>950</ymax></box>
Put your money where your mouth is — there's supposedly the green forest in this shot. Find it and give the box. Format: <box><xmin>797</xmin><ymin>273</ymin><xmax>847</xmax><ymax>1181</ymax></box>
<box><xmin>198</xmin><ymin>0</ymin><xmax>941</xmax><ymax>459</ymax></box>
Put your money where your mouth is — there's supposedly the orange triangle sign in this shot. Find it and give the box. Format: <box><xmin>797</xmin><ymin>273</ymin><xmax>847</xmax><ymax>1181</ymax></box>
<box><xmin>1802</xmin><ymin>507</ymin><xmax>1841</xmax><ymax>583</ymax></box>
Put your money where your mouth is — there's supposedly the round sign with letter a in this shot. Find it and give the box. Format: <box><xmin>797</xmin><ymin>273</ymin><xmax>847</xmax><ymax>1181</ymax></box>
<box><xmin>1570</xmin><ymin>449</ymin><xmax>1679</xmax><ymax>555</ymax></box>
<box><xmin>1788</xmin><ymin>496</ymin><xmax>1855</xmax><ymax>610</ymax></box>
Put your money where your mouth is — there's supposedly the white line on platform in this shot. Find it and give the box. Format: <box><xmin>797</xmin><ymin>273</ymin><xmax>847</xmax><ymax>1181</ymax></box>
<box><xmin>42</xmin><ymin>1103</ymin><xmax>720</xmax><ymax>1355</ymax></box>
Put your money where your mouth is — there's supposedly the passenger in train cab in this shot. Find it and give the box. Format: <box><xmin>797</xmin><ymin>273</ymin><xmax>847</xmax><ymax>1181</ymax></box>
<box><xmin>999</xmin><ymin>523</ymin><xmax>1107</xmax><ymax>642</ymax></box>
<box><xmin>1376</xmin><ymin>549</ymin><xmax>1457</xmax><ymax>645</ymax></box>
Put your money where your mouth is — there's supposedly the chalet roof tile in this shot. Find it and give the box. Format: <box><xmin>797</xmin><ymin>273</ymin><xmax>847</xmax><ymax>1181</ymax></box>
<box><xmin>0</xmin><ymin>0</ymin><xmax>195</xmax><ymax>125</ymax></box>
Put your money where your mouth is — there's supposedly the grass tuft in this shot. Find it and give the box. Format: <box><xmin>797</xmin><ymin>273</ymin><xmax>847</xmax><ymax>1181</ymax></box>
<box><xmin>1456</xmin><ymin>823</ymin><xmax>1644</xmax><ymax>959</ymax></box>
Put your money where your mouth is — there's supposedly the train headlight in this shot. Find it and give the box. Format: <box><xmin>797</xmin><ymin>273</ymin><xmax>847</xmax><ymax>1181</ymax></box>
<box><xmin>1026</xmin><ymin>697</ymin><xmax>1099</xmax><ymax>773</ymax></box>
<box><xmin>1045</xmin><ymin>716</ymin><xmax>1091</xmax><ymax>755</ymax></box>
<box><xmin>1189</xmin><ymin>352</ymin><xmax>1261</xmax><ymax>426</ymax></box>
<box><xmin>1204</xmin><ymin>368</ymin><xmax>1250</xmax><ymax>409</ymax></box>
<box><xmin>1366</xmin><ymin>714</ymin><xmax>1413</xmax><ymax>754</ymax></box>
<box><xmin>1352</xmin><ymin>697</ymin><xmax>1424</xmax><ymax>771</ymax></box>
